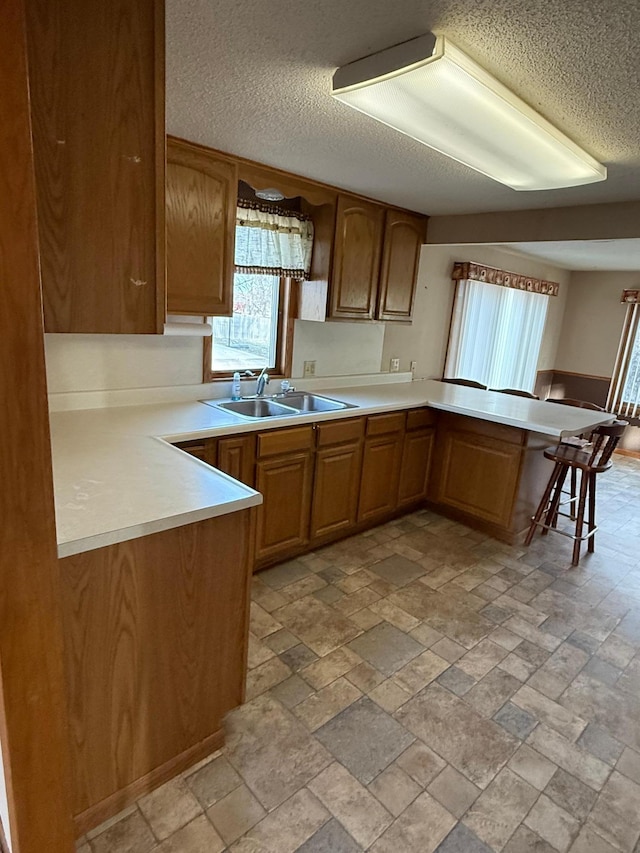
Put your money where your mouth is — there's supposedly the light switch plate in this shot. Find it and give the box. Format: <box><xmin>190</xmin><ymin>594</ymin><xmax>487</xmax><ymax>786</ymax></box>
<box><xmin>303</xmin><ymin>360</ymin><xmax>316</xmax><ymax>377</ymax></box>
<box><xmin>390</xmin><ymin>358</ymin><xmax>400</xmax><ymax>373</ymax></box>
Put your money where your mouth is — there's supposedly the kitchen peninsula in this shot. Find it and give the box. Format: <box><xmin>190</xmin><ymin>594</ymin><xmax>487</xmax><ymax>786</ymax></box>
<box><xmin>51</xmin><ymin>379</ymin><xmax>611</xmax><ymax>834</ymax></box>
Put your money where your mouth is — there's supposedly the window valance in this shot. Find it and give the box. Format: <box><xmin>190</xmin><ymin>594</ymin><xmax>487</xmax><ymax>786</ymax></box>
<box><xmin>235</xmin><ymin>199</ymin><xmax>314</xmax><ymax>281</ymax></box>
<box><xmin>452</xmin><ymin>261</ymin><xmax>559</xmax><ymax>297</ymax></box>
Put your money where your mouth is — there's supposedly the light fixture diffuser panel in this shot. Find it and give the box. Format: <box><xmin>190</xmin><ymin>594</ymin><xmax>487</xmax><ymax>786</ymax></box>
<box><xmin>332</xmin><ymin>36</ymin><xmax>607</xmax><ymax>191</ymax></box>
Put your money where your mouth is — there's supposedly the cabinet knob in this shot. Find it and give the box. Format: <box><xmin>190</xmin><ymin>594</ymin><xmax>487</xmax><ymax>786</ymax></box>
<box><xmin>130</xmin><ymin>278</ymin><xmax>147</xmax><ymax>287</ymax></box>
<box><xmin>123</xmin><ymin>154</ymin><xmax>142</xmax><ymax>164</ymax></box>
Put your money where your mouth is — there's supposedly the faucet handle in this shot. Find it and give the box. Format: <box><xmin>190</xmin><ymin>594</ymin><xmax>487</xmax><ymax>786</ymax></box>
<box><xmin>243</xmin><ymin>369</ymin><xmax>256</xmax><ymax>378</ymax></box>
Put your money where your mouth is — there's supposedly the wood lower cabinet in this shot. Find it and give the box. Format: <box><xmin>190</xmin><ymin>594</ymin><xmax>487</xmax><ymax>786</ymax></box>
<box><xmin>431</xmin><ymin>414</ymin><xmax>524</xmax><ymax>529</ymax></box>
<box><xmin>311</xmin><ymin>418</ymin><xmax>364</xmax><ymax>541</ymax></box>
<box><xmin>254</xmin><ymin>426</ymin><xmax>314</xmax><ymax>565</ymax></box>
<box><xmin>377</xmin><ymin>210</ymin><xmax>426</xmax><ymax>322</ymax></box>
<box><xmin>59</xmin><ymin>511</ymin><xmax>253</xmax><ymax>834</ymax></box>
<box><xmin>216</xmin><ymin>434</ymin><xmax>256</xmax><ymax>486</ymax></box>
<box><xmin>166</xmin><ymin>138</ymin><xmax>237</xmax><ymax>316</ymax></box>
<box><xmin>358</xmin><ymin>412</ymin><xmax>406</xmax><ymax>522</ymax></box>
<box><xmin>329</xmin><ymin>194</ymin><xmax>385</xmax><ymax>320</ymax></box>
<box><xmin>26</xmin><ymin>0</ymin><xmax>165</xmax><ymax>334</ymax></box>
<box><xmin>398</xmin><ymin>408</ymin><xmax>436</xmax><ymax>507</ymax></box>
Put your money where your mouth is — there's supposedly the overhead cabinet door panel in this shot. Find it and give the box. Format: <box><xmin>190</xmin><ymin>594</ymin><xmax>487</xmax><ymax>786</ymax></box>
<box><xmin>166</xmin><ymin>140</ymin><xmax>237</xmax><ymax>316</ymax></box>
<box><xmin>377</xmin><ymin>210</ymin><xmax>425</xmax><ymax>321</ymax></box>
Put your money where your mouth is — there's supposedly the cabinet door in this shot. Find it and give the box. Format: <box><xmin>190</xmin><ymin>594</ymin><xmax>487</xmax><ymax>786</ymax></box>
<box><xmin>398</xmin><ymin>428</ymin><xmax>434</xmax><ymax>507</ymax></box>
<box><xmin>216</xmin><ymin>435</ymin><xmax>256</xmax><ymax>487</ymax></box>
<box><xmin>311</xmin><ymin>442</ymin><xmax>363</xmax><ymax>541</ymax></box>
<box><xmin>435</xmin><ymin>428</ymin><xmax>521</xmax><ymax>527</ymax></box>
<box><xmin>377</xmin><ymin>210</ymin><xmax>426</xmax><ymax>322</ymax></box>
<box><xmin>166</xmin><ymin>139</ymin><xmax>237</xmax><ymax>316</ymax></box>
<box><xmin>27</xmin><ymin>0</ymin><xmax>165</xmax><ymax>334</ymax></box>
<box><xmin>329</xmin><ymin>194</ymin><xmax>384</xmax><ymax>320</ymax></box>
<box><xmin>358</xmin><ymin>433</ymin><xmax>404</xmax><ymax>522</ymax></box>
<box><xmin>254</xmin><ymin>452</ymin><xmax>313</xmax><ymax>564</ymax></box>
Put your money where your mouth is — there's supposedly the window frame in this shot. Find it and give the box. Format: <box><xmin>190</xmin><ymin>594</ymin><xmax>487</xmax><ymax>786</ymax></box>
<box><xmin>202</xmin><ymin>276</ymin><xmax>296</xmax><ymax>383</ymax></box>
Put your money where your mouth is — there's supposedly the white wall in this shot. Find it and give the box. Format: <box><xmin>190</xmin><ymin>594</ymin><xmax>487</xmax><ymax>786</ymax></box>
<box><xmin>291</xmin><ymin>320</ymin><xmax>385</xmax><ymax>378</ymax></box>
<box><xmin>382</xmin><ymin>244</ymin><xmax>569</xmax><ymax>380</ymax></box>
<box><xmin>555</xmin><ymin>271</ymin><xmax>638</xmax><ymax>378</ymax></box>
<box><xmin>45</xmin><ymin>317</ymin><xmax>387</xmax><ymax>394</ymax></box>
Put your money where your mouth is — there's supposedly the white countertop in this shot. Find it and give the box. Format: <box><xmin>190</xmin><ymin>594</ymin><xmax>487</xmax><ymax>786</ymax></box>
<box><xmin>51</xmin><ymin>379</ymin><xmax>612</xmax><ymax>558</ymax></box>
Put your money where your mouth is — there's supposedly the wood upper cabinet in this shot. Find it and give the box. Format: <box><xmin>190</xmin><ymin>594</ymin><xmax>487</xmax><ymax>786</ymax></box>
<box><xmin>254</xmin><ymin>426</ymin><xmax>314</xmax><ymax>565</ymax></box>
<box><xmin>377</xmin><ymin>210</ymin><xmax>426</xmax><ymax>322</ymax></box>
<box><xmin>358</xmin><ymin>412</ymin><xmax>406</xmax><ymax>522</ymax></box>
<box><xmin>311</xmin><ymin>418</ymin><xmax>365</xmax><ymax>542</ymax></box>
<box><xmin>26</xmin><ymin>0</ymin><xmax>166</xmax><ymax>334</ymax></box>
<box><xmin>166</xmin><ymin>139</ymin><xmax>237</xmax><ymax>316</ymax></box>
<box><xmin>329</xmin><ymin>194</ymin><xmax>385</xmax><ymax>320</ymax></box>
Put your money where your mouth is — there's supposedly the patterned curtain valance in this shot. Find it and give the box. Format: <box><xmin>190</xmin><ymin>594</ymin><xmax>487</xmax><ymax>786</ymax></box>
<box><xmin>622</xmin><ymin>290</ymin><xmax>640</xmax><ymax>303</ymax></box>
<box><xmin>235</xmin><ymin>200</ymin><xmax>314</xmax><ymax>281</ymax></box>
<box><xmin>452</xmin><ymin>261</ymin><xmax>559</xmax><ymax>297</ymax></box>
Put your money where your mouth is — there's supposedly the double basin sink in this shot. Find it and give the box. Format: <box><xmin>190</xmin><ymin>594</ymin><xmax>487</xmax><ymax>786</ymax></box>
<box><xmin>205</xmin><ymin>392</ymin><xmax>357</xmax><ymax>419</ymax></box>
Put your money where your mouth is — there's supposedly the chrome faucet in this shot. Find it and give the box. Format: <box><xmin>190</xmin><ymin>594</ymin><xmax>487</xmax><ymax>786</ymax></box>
<box><xmin>256</xmin><ymin>366</ymin><xmax>270</xmax><ymax>397</ymax></box>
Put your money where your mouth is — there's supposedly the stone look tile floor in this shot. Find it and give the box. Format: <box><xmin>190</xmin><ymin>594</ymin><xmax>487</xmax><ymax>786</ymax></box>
<box><xmin>80</xmin><ymin>456</ymin><xmax>640</xmax><ymax>853</ymax></box>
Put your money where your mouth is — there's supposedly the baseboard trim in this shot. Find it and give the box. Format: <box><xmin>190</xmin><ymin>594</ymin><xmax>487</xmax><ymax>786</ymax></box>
<box><xmin>616</xmin><ymin>447</ymin><xmax>640</xmax><ymax>460</ymax></box>
<box><xmin>75</xmin><ymin>728</ymin><xmax>225</xmax><ymax>838</ymax></box>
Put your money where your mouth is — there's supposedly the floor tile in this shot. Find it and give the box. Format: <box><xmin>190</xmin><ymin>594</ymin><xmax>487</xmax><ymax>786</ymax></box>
<box><xmin>230</xmin><ymin>788</ymin><xmax>329</xmax><ymax>853</ymax></box>
<box><xmin>369</xmin><ymin>553</ymin><xmax>427</xmax><ymax>587</ymax></box>
<box><xmin>259</xmin><ymin>559</ymin><xmax>313</xmax><ymax>590</ymax></box>
<box><xmin>543</xmin><ymin>768</ymin><xmax>597</xmax><ymax>821</ymax></box>
<box><xmin>275</xmin><ymin>596</ymin><xmax>361</xmax><ymax>657</ymax></box>
<box><xmin>524</xmin><ymin>793</ymin><xmax>580</xmax><ymax>852</ymax></box>
<box><xmin>395</xmin><ymin>741</ymin><xmax>447</xmax><ymax>787</ymax></box>
<box><xmin>463</xmin><ymin>767</ymin><xmax>538</xmax><ymax>851</ymax></box>
<box><xmin>503</xmin><ymin>825</ymin><xmax>558</xmax><ymax>852</ymax></box>
<box><xmin>138</xmin><ymin>777</ymin><xmax>202</xmax><ymax>841</ymax></box>
<box><xmin>526</xmin><ymin>725</ymin><xmax>610</xmax><ymax>791</ymax></box>
<box><xmin>397</xmin><ymin>683</ymin><xmax>519</xmax><ymax>789</ymax></box>
<box><xmin>393</xmin><ymin>650</ymin><xmax>449</xmax><ymax>695</ymax></box>
<box><xmin>578</xmin><ymin>722</ymin><xmax>624</xmax><ymax>765</ymax></box>
<box><xmin>301</xmin><ymin>647</ymin><xmax>361</xmax><ymax>690</ymax></box>
<box><xmin>437</xmin><ymin>665</ymin><xmax>477</xmax><ymax>697</ymax></box>
<box><xmin>206</xmin><ymin>784</ymin><xmax>266</xmax><ymax>845</ymax></box>
<box><xmin>561</xmin><ymin>673</ymin><xmax>640</xmax><ymax>752</ymax></box>
<box><xmin>508</xmin><ymin>744</ymin><xmax>557</xmax><ymax>790</ymax></box>
<box><xmin>432</xmin><ymin>637</ymin><xmax>467</xmax><ymax>662</ymax></box>
<box><xmin>436</xmin><ymin>823</ymin><xmax>494</xmax><ymax>853</ymax></box>
<box><xmin>280</xmin><ymin>643</ymin><xmax>319</xmax><ymax>672</ymax></box>
<box><xmin>368</xmin><ymin>763</ymin><xmax>422</xmax><ymax>817</ymax></box>
<box><xmin>156</xmin><ymin>815</ymin><xmax>225</xmax><ymax>853</ymax></box>
<box><xmin>89</xmin><ymin>810</ymin><xmax>156</xmax><ymax>853</ymax></box>
<box><xmin>186</xmin><ymin>755</ymin><xmax>242</xmax><ymax>808</ymax></box>
<box><xmin>269</xmin><ymin>673</ymin><xmax>315</xmax><ymax>708</ymax></box>
<box><xmin>511</xmin><ymin>685</ymin><xmax>586</xmax><ymax>741</ymax></box>
<box><xmin>345</xmin><ymin>660</ymin><xmax>385</xmax><ymax>692</ymax></box>
<box><xmin>224</xmin><ymin>694</ymin><xmax>332</xmax><ymax>810</ymax></box>
<box><xmin>617</xmin><ymin>746</ymin><xmax>640</xmax><ymax>784</ymax></box>
<box><xmin>263</xmin><ymin>628</ymin><xmax>299</xmax><ymax>654</ymax></box>
<box><xmin>587</xmin><ymin>770</ymin><xmax>640</xmax><ymax>852</ymax></box>
<box><xmin>568</xmin><ymin>826</ymin><xmax>619</xmax><ymax>853</ymax></box>
<box><xmin>427</xmin><ymin>765</ymin><xmax>481</xmax><ymax>818</ymax></box>
<box><xmin>245</xmin><ymin>655</ymin><xmax>291</xmax><ymax>700</ymax></box>
<box><xmin>369</xmin><ymin>678</ymin><xmax>413</xmax><ymax>712</ymax></box>
<box><xmin>315</xmin><ymin>697</ymin><xmax>414</xmax><ymax>784</ymax></box>
<box><xmin>370</xmin><ymin>792</ymin><xmax>456</xmax><ymax>853</ymax></box>
<box><xmin>347</xmin><ymin>621</ymin><xmax>423</xmax><ymax>677</ymax></box>
<box><xmin>309</xmin><ymin>761</ymin><xmax>392</xmax><ymax>847</ymax></box>
<box><xmin>296</xmin><ymin>818</ymin><xmax>362</xmax><ymax>853</ymax></box>
<box><xmin>294</xmin><ymin>676</ymin><xmax>362</xmax><ymax>731</ymax></box>
<box><xmin>493</xmin><ymin>702</ymin><xmax>538</xmax><ymax>740</ymax></box>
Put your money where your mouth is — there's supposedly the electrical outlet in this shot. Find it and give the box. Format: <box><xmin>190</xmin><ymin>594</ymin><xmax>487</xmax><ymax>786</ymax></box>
<box><xmin>390</xmin><ymin>357</ymin><xmax>400</xmax><ymax>373</ymax></box>
<box><xmin>303</xmin><ymin>360</ymin><xmax>316</xmax><ymax>377</ymax></box>
<box><xmin>410</xmin><ymin>360</ymin><xmax>417</xmax><ymax>375</ymax></box>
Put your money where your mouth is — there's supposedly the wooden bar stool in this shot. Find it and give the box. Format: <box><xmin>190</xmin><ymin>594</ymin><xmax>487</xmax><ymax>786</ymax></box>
<box><xmin>442</xmin><ymin>378</ymin><xmax>487</xmax><ymax>390</ymax></box>
<box><xmin>525</xmin><ymin>420</ymin><xmax>627</xmax><ymax>565</ymax></box>
<box><xmin>493</xmin><ymin>388</ymin><xmax>539</xmax><ymax>399</ymax></box>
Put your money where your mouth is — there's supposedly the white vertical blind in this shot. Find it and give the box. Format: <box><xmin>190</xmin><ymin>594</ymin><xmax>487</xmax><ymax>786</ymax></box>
<box><xmin>607</xmin><ymin>303</ymin><xmax>640</xmax><ymax>417</ymax></box>
<box><xmin>445</xmin><ymin>278</ymin><xmax>549</xmax><ymax>391</ymax></box>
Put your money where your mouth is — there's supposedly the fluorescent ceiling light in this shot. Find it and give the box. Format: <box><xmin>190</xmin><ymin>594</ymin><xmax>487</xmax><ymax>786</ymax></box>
<box><xmin>332</xmin><ymin>34</ymin><xmax>607</xmax><ymax>191</ymax></box>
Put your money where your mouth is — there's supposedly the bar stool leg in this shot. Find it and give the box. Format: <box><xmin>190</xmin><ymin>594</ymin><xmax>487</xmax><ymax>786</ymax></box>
<box><xmin>572</xmin><ymin>469</ymin><xmax>590</xmax><ymax>566</ymax></box>
<box><xmin>525</xmin><ymin>462</ymin><xmax>563</xmax><ymax>546</ymax></box>
<box><xmin>543</xmin><ymin>466</ymin><xmax>568</xmax><ymax>535</ymax></box>
<box><xmin>587</xmin><ymin>470</ymin><xmax>597</xmax><ymax>553</ymax></box>
<box><xmin>569</xmin><ymin>468</ymin><xmax>577</xmax><ymax>520</ymax></box>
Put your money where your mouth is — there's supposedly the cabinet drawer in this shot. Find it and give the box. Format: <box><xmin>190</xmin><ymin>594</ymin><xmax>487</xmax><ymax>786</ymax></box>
<box><xmin>257</xmin><ymin>425</ymin><xmax>314</xmax><ymax>458</ymax></box>
<box><xmin>316</xmin><ymin>417</ymin><xmax>365</xmax><ymax>448</ymax></box>
<box><xmin>366</xmin><ymin>412</ymin><xmax>406</xmax><ymax>436</ymax></box>
<box><xmin>406</xmin><ymin>408</ymin><xmax>437</xmax><ymax>431</ymax></box>
<box><xmin>175</xmin><ymin>440</ymin><xmax>208</xmax><ymax>461</ymax></box>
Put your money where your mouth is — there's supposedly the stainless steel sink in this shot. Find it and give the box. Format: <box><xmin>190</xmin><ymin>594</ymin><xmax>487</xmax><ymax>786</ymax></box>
<box><xmin>216</xmin><ymin>399</ymin><xmax>298</xmax><ymax>418</ymax></box>
<box><xmin>280</xmin><ymin>393</ymin><xmax>353</xmax><ymax>413</ymax></box>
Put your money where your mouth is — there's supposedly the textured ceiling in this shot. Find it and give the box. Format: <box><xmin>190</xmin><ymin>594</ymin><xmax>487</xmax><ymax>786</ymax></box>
<box><xmin>166</xmin><ymin>0</ymin><xmax>640</xmax><ymax>216</ymax></box>
<box><xmin>502</xmin><ymin>239</ymin><xmax>640</xmax><ymax>271</ymax></box>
